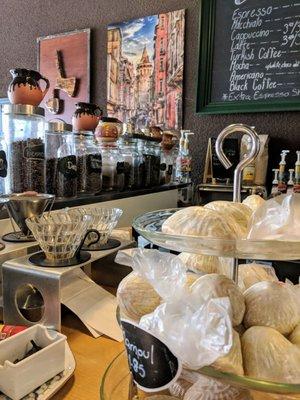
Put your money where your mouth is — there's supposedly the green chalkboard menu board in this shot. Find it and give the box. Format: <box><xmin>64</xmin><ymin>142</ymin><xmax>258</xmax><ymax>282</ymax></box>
<box><xmin>197</xmin><ymin>0</ymin><xmax>300</xmax><ymax>114</ymax></box>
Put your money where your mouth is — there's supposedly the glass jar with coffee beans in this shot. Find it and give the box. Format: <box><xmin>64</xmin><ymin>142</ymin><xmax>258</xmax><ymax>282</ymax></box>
<box><xmin>74</xmin><ymin>131</ymin><xmax>102</xmax><ymax>194</ymax></box>
<box><xmin>3</xmin><ymin>104</ymin><xmax>45</xmax><ymax>193</ymax></box>
<box><xmin>101</xmin><ymin>143</ymin><xmax>125</xmax><ymax>191</ymax></box>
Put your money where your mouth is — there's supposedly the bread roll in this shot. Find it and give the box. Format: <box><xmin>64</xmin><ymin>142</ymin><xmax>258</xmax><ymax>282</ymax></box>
<box><xmin>244</xmin><ymin>281</ymin><xmax>300</xmax><ymax>335</ymax></box>
<box><xmin>289</xmin><ymin>324</ymin><xmax>300</xmax><ymax>346</ymax></box>
<box><xmin>178</xmin><ymin>253</ymin><xmax>231</xmax><ymax>276</ymax></box>
<box><xmin>242</xmin><ymin>326</ymin><xmax>300</xmax><ymax>383</ymax></box>
<box><xmin>162</xmin><ymin>206</ymin><xmax>241</xmax><ymax>239</ymax></box>
<box><xmin>191</xmin><ymin>274</ymin><xmax>245</xmax><ymax>326</ymax></box>
<box><xmin>204</xmin><ymin>201</ymin><xmax>252</xmax><ymax>231</ymax></box>
<box><xmin>242</xmin><ymin>194</ymin><xmax>265</xmax><ymax>212</ymax></box>
<box><xmin>212</xmin><ymin>330</ymin><xmax>244</xmax><ymax>375</ymax></box>
<box><xmin>237</xmin><ymin>263</ymin><xmax>278</xmax><ymax>292</ymax></box>
<box><xmin>117</xmin><ymin>272</ymin><xmax>161</xmax><ymax>321</ymax></box>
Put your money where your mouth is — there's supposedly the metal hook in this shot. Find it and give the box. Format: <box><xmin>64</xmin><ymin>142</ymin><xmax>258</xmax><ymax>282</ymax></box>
<box><xmin>215</xmin><ymin>124</ymin><xmax>260</xmax><ymax>203</ymax></box>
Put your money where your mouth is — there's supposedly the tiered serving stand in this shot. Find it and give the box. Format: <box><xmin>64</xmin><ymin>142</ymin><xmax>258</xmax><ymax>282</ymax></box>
<box><xmin>101</xmin><ymin>125</ymin><xmax>300</xmax><ymax>399</ymax></box>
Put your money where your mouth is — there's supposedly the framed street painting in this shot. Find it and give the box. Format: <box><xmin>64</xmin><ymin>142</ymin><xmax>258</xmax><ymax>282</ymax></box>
<box><xmin>37</xmin><ymin>29</ymin><xmax>90</xmax><ymax>123</ymax></box>
<box><xmin>107</xmin><ymin>10</ymin><xmax>185</xmax><ymax>130</ymax></box>
<box><xmin>197</xmin><ymin>0</ymin><xmax>300</xmax><ymax>114</ymax></box>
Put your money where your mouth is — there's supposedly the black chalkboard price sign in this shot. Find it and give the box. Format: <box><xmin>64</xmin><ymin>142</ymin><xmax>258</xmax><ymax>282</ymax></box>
<box><xmin>197</xmin><ymin>0</ymin><xmax>300</xmax><ymax>114</ymax></box>
<box><xmin>120</xmin><ymin>320</ymin><xmax>181</xmax><ymax>392</ymax></box>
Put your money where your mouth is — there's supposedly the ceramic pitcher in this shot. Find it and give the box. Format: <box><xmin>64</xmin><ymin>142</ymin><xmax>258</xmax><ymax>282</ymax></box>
<box><xmin>72</xmin><ymin>102</ymin><xmax>102</xmax><ymax>131</ymax></box>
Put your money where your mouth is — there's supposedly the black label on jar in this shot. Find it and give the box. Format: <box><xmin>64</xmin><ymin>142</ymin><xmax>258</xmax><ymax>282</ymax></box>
<box><xmin>88</xmin><ymin>154</ymin><xmax>102</xmax><ymax>174</ymax></box>
<box><xmin>117</xmin><ymin>161</ymin><xmax>125</xmax><ymax>174</ymax></box>
<box><xmin>160</xmin><ymin>163</ymin><xmax>167</xmax><ymax>171</ymax></box>
<box><xmin>58</xmin><ymin>155</ymin><xmax>77</xmax><ymax>179</ymax></box>
<box><xmin>23</xmin><ymin>143</ymin><xmax>45</xmax><ymax>160</ymax></box>
<box><xmin>0</xmin><ymin>150</ymin><xmax>8</xmax><ymax>178</ymax></box>
<box><xmin>121</xmin><ymin>319</ymin><xmax>181</xmax><ymax>392</ymax></box>
<box><xmin>167</xmin><ymin>165</ymin><xmax>173</xmax><ymax>176</ymax></box>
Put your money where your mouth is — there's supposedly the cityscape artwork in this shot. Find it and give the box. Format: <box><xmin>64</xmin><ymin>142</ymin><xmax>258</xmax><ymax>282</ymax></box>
<box><xmin>107</xmin><ymin>9</ymin><xmax>185</xmax><ymax>131</ymax></box>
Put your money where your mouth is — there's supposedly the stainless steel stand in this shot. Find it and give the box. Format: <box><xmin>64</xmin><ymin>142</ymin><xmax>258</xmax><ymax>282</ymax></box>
<box><xmin>215</xmin><ymin>124</ymin><xmax>260</xmax><ymax>282</ymax></box>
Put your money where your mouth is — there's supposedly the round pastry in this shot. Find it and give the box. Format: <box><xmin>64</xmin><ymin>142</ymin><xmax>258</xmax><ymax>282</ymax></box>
<box><xmin>242</xmin><ymin>194</ymin><xmax>265</xmax><ymax>212</ymax></box>
<box><xmin>204</xmin><ymin>201</ymin><xmax>252</xmax><ymax>231</ymax></box>
<box><xmin>191</xmin><ymin>274</ymin><xmax>245</xmax><ymax>326</ymax></box>
<box><xmin>162</xmin><ymin>206</ymin><xmax>241</xmax><ymax>239</ymax></box>
<box><xmin>117</xmin><ymin>272</ymin><xmax>161</xmax><ymax>321</ymax></box>
<box><xmin>212</xmin><ymin>330</ymin><xmax>244</xmax><ymax>375</ymax></box>
<box><xmin>178</xmin><ymin>253</ymin><xmax>231</xmax><ymax>276</ymax></box>
<box><xmin>147</xmin><ymin>396</ymin><xmax>178</xmax><ymax>400</ymax></box>
<box><xmin>242</xmin><ymin>326</ymin><xmax>300</xmax><ymax>383</ymax></box>
<box><xmin>243</xmin><ymin>281</ymin><xmax>300</xmax><ymax>335</ymax></box>
<box><xmin>183</xmin><ymin>374</ymin><xmax>251</xmax><ymax>400</ymax></box>
<box><xmin>237</xmin><ymin>263</ymin><xmax>278</xmax><ymax>292</ymax></box>
<box><xmin>289</xmin><ymin>324</ymin><xmax>300</xmax><ymax>346</ymax></box>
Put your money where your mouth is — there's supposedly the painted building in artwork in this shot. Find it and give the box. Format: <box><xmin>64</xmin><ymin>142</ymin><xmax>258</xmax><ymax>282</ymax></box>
<box><xmin>152</xmin><ymin>13</ymin><xmax>168</xmax><ymax>127</ymax></box>
<box><xmin>135</xmin><ymin>47</ymin><xmax>153</xmax><ymax>128</ymax></box>
<box><xmin>107</xmin><ymin>28</ymin><xmax>122</xmax><ymax>117</ymax></box>
<box><xmin>117</xmin><ymin>56</ymin><xmax>135</xmax><ymax>122</ymax></box>
<box><xmin>166</xmin><ymin>9</ymin><xmax>185</xmax><ymax>129</ymax></box>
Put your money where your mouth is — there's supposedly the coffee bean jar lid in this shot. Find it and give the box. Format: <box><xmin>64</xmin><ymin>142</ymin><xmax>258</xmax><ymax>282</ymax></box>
<box><xmin>2</xmin><ymin>104</ymin><xmax>45</xmax><ymax>117</ymax></box>
<box><xmin>45</xmin><ymin>119</ymin><xmax>72</xmax><ymax>133</ymax></box>
<box><xmin>73</xmin><ymin>130</ymin><xmax>94</xmax><ymax>137</ymax></box>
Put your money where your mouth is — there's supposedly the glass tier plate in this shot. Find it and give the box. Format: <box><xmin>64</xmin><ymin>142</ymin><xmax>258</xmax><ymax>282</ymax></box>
<box><xmin>133</xmin><ymin>209</ymin><xmax>300</xmax><ymax>261</ymax></box>
<box><xmin>100</xmin><ymin>351</ymin><xmax>300</xmax><ymax>399</ymax></box>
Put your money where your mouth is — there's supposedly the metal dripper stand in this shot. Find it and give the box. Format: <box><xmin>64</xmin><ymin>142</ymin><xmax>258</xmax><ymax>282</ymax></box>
<box><xmin>215</xmin><ymin>124</ymin><xmax>260</xmax><ymax>283</ymax></box>
<box><xmin>2</xmin><ymin>193</ymin><xmax>54</xmax><ymax>243</ymax></box>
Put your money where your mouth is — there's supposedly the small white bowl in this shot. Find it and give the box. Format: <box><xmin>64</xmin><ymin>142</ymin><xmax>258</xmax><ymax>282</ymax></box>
<box><xmin>0</xmin><ymin>324</ymin><xmax>66</xmax><ymax>400</ymax></box>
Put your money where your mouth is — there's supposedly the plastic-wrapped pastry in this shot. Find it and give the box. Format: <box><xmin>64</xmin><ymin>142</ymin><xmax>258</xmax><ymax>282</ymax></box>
<box><xmin>204</xmin><ymin>201</ymin><xmax>252</xmax><ymax>231</ymax></box>
<box><xmin>147</xmin><ymin>396</ymin><xmax>178</xmax><ymax>399</ymax></box>
<box><xmin>183</xmin><ymin>374</ymin><xmax>252</xmax><ymax>400</ymax></box>
<box><xmin>242</xmin><ymin>326</ymin><xmax>300</xmax><ymax>383</ymax></box>
<box><xmin>237</xmin><ymin>263</ymin><xmax>278</xmax><ymax>292</ymax></box>
<box><xmin>190</xmin><ymin>274</ymin><xmax>245</xmax><ymax>326</ymax></box>
<box><xmin>242</xmin><ymin>194</ymin><xmax>265</xmax><ymax>212</ymax></box>
<box><xmin>244</xmin><ymin>281</ymin><xmax>300</xmax><ymax>335</ymax></box>
<box><xmin>289</xmin><ymin>324</ymin><xmax>300</xmax><ymax>346</ymax></box>
<box><xmin>117</xmin><ymin>272</ymin><xmax>161</xmax><ymax>321</ymax></box>
<box><xmin>212</xmin><ymin>330</ymin><xmax>244</xmax><ymax>375</ymax></box>
<box><xmin>162</xmin><ymin>206</ymin><xmax>242</xmax><ymax>239</ymax></box>
<box><xmin>178</xmin><ymin>253</ymin><xmax>231</xmax><ymax>276</ymax></box>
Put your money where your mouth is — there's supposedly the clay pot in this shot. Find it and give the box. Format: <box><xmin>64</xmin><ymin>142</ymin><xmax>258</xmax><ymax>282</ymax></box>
<box><xmin>7</xmin><ymin>69</ymin><xmax>50</xmax><ymax>106</ymax></box>
<box><xmin>72</xmin><ymin>102</ymin><xmax>102</xmax><ymax>131</ymax></box>
<box><xmin>95</xmin><ymin>117</ymin><xmax>122</xmax><ymax>143</ymax></box>
<box><xmin>149</xmin><ymin>126</ymin><xmax>163</xmax><ymax>139</ymax></box>
<box><xmin>162</xmin><ymin>132</ymin><xmax>175</xmax><ymax>150</ymax></box>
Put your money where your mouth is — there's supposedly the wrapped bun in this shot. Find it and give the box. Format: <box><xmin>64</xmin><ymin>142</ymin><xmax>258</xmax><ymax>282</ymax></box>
<box><xmin>183</xmin><ymin>374</ymin><xmax>251</xmax><ymax>400</ymax></box>
<box><xmin>162</xmin><ymin>206</ymin><xmax>241</xmax><ymax>239</ymax></box>
<box><xmin>191</xmin><ymin>274</ymin><xmax>245</xmax><ymax>326</ymax></box>
<box><xmin>178</xmin><ymin>253</ymin><xmax>231</xmax><ymax>276</ymax></box>
<box><xmin>289</xmin><ymin>325</ymin><xmax>300</xmax><ymax>346</ymax></box>
<box><xmin>237</xmin><ymin>263</ymin><xmax>278</xmax><ymax>292</ymax></box>
<box><xmin>117</xmin><ymin>272</ymin><xmax>161</xmax><ymax>321</ymax></box>
<box><xmin>242</xmin><ymin>194</ymin><xmax>265</xmax><ymax>212</ymax></box>
<box><xmin>204</xmin><ymin>201</ymin><xmax>252</xmax><ymax>231</ymax></box>
<box><xmin>244</xmin><ymin>282</ymin><xmax>300</xmax><ymax>335</ymax></box>
<box><xmin>212</xmin><ymin>330</ymin><xmax>244</xmax><ymax>375</ymax></box>
<box><xmin>242</xmin><ymin>326</ymin><xmax>300</xmax><ymax>383</ymax></box>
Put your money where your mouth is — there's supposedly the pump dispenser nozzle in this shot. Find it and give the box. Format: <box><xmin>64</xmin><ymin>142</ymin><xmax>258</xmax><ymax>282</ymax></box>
<box><xmin>272</xmin><ymin>169</ymin><xmax>279</xmax><ymax>185</ymax></box>
<box><xmin>183</xmin><ymin>132</ymin><xmax>194</xmax><ymax>154</ymax></box>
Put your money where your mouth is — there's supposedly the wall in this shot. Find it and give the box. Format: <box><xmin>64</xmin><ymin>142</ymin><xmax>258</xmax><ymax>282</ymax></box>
<box><xmin>0</xmin><ymin>0</ymin><xmax>300</xmax><ymax>183</ymax></box>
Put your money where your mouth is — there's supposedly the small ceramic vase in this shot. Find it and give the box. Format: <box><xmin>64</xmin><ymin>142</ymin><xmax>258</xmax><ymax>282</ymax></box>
<box><xmin>72</xmin><ymin>102</ymin><xmax>102</xmax><ymax>131</ymax></box>
<box><xmin>8</xmin><ymin>69</ymin><xmax>50</xmax><ymax>106</ymax></box>
<box><xmin>94</xmin><ymin>117</ymin><xmax>122</xmax><ymax>143</ymax></box>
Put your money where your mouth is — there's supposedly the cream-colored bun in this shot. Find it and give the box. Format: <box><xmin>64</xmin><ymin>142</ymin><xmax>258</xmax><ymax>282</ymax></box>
<box><xmin>237</xmin><ymin>263</ymin><xmax>278</xmax><ymax>292</ymax></box>
<box><xmin>183</xmin><ymin>374</ymin><xmax>251</xmax><ymax>400</ymax></box>
<box><xmin>244</xmin><ymin>281</ymin><xmax>300</xmax><ymax>335</ymax></box>
<box><xmin>186</xmin><ymin>272</ymin><xmax>200</xmax><ymax>286</ymax></box>
<box><xmin>178</xmin><ymin>253</ymin><xmax>231</xmax><ymax>276</ymax></box>
<box><xmin>212</xmin><ymin>330</ymin><xmax>244</xmax><ymax>375</ymax></box>
<box><xmin>117</xmin><ymin>272</ymin><xmax>161</xmax><ymax>321</ymax></box>
<box><xmin>162</xmin><ymin>206</ymin><xmax>241</xmax><ymax>239</ymax></box>
<box><xmin>191</xmin><ymin>274</ymin><xmax>245</xmax><ymax>326</ymax></box>
<box><xmin>242</xmin><ymin>194</ymin><xmax>265</xmax><ymax>212</ymax></box>
<box><xmin>289</xmin><ymin>324</ymin><xmax>300</xmax><ymax>346</ymax></box>
<box><xmin>204</xmin><ymin>201</ymin><xmax>252</xmax><ymax>231</ymax></box>
<box><xmin>242</xmin><ymin>326</ymin><xmax>300</xmax><ymax>383</ymax></box>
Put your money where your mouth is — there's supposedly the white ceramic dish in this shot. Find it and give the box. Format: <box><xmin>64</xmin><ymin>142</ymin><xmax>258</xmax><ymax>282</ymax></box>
<box><xmin>0</xmin><ymin>325</ymin><xmax>66</xmax><ymax>400</ymax></box>
<box><xmin>0</xmin><ymin>341</ymin><xmax>75</xmax><ymax>400</ymax></box>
